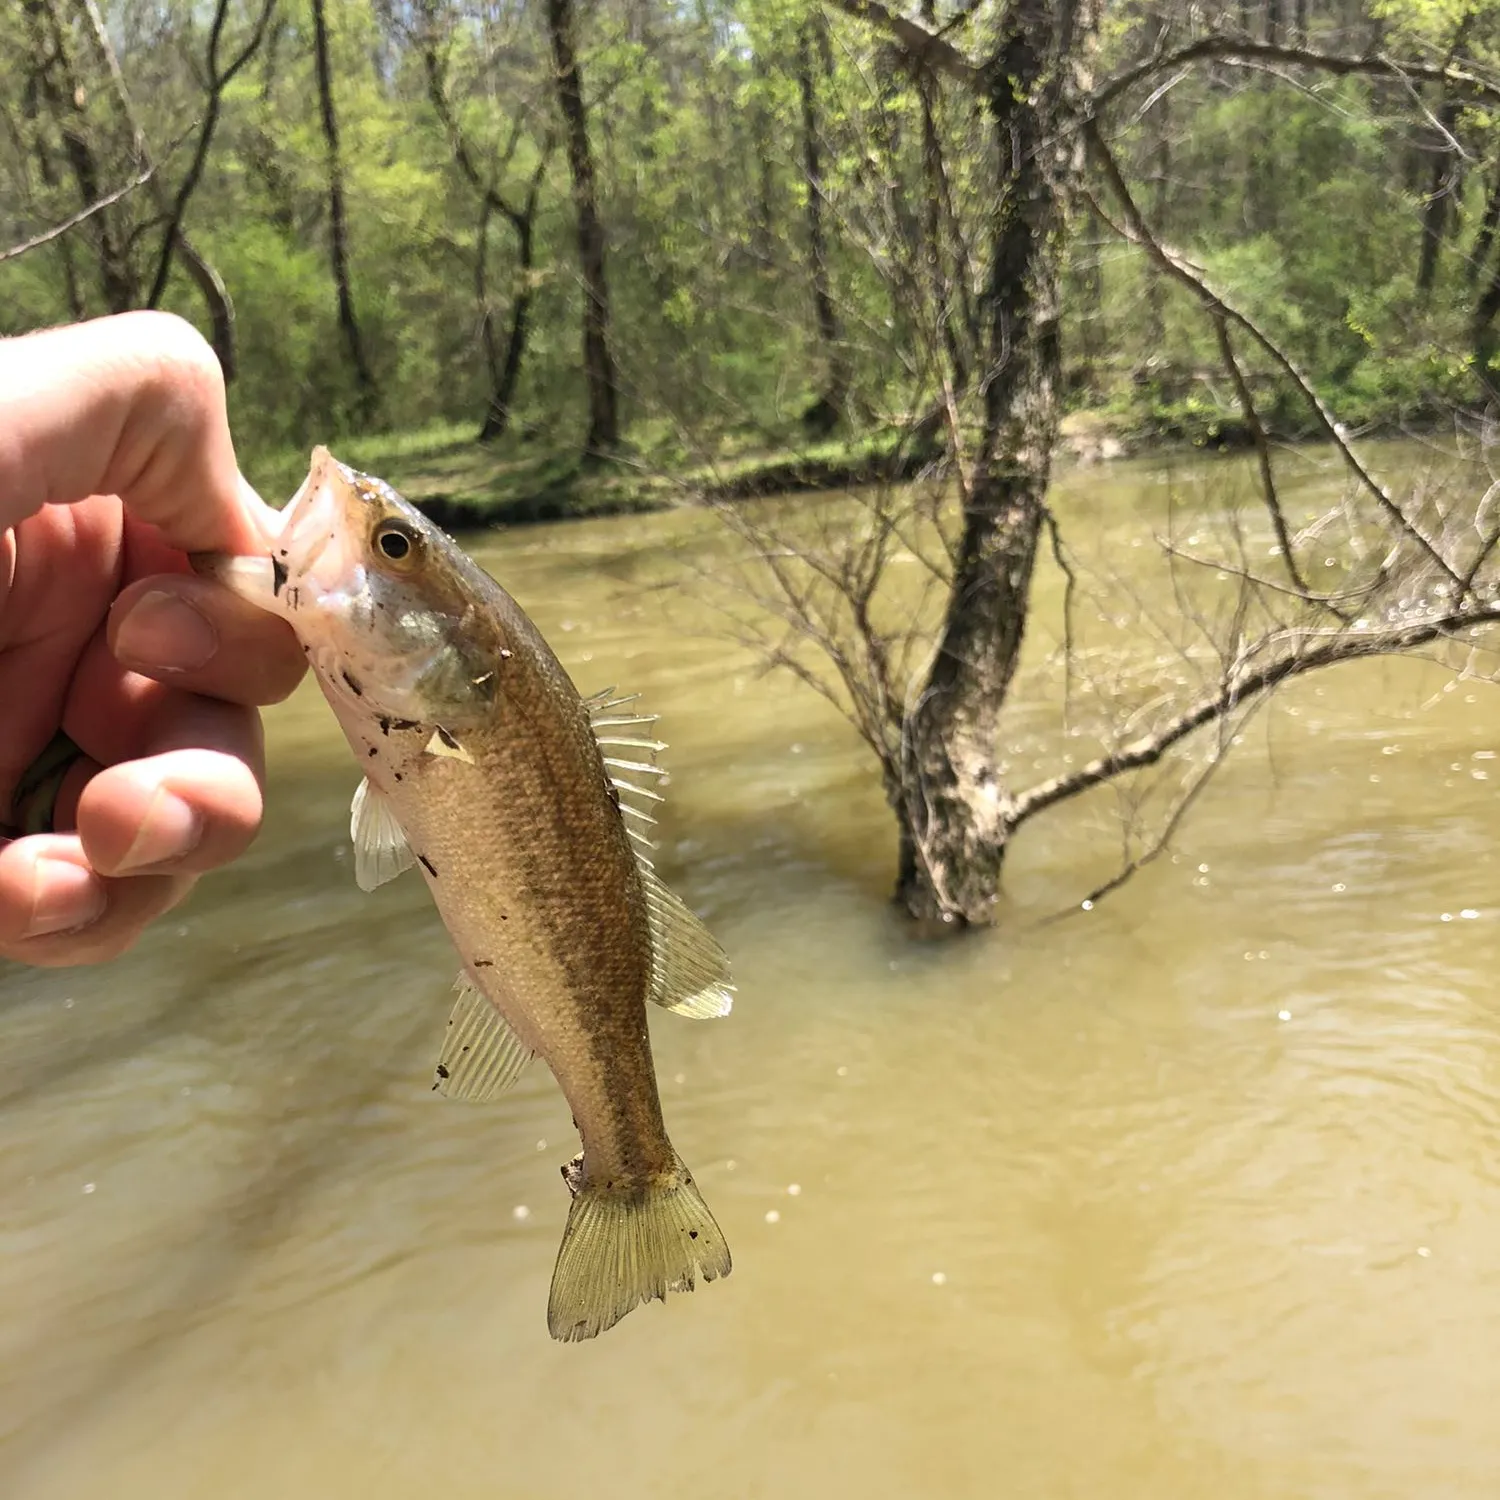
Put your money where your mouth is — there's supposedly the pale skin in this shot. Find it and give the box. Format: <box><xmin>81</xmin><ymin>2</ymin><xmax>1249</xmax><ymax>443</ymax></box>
<box><xmin>0</xmin><ymin>312</ymin><xmax>306</xmax><ymax>966</ymax></box>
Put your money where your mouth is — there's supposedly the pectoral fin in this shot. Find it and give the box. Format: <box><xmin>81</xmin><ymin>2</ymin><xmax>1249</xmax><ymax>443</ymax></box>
<box><xmin>641</xmin><ymin>865</ymin><xmax>735</xmax><ymax>1019</ymax></box>
<box><xmin>433</xmin><ymin>972</ymin><xmax>534</xmax><ymax>1101</ymax></box>
<box><xmin>350</xmin><ymin>778</ymin><xmax>416</xmax><ymax>892</ymax></box>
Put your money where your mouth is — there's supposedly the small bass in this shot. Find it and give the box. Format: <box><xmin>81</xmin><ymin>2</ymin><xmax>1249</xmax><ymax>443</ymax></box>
<box><xmin>205</xmin><ymin>448</ymin><xmax>732</xmax><ymax>1341</ymax></box>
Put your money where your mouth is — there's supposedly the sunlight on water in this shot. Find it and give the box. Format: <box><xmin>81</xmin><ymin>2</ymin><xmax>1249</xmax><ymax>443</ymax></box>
<box><xmin>3</xmin><ymin>449</ymin><xmax>1500</xmax><ymax>1498</ymax></box>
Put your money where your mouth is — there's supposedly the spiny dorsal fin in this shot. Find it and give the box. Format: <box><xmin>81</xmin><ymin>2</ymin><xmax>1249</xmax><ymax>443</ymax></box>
<box><xmin>588</xmin><ymin>686</ymin><xmax>668</xmax><ymax>829</ymax></box>
<box><xmin>350</xmin><ymin>778</ymin><xmax>416</xmax><ymax>892</ymax></box>
<box><xmin>640</xmin><ymin>863</ymin><xmax>735</xmax><ymax>1019</ymax></box>
<box><xmin>433</xmin><ymin>972</ymin><xmax>534</xmax><ymax>1101</ymax></box>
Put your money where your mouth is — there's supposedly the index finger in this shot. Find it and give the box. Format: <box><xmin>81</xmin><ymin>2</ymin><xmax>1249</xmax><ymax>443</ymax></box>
<box><xmin>0</xmin><ymin>311</ymin><xmax>276</xmax><ymax>554</ymax></box>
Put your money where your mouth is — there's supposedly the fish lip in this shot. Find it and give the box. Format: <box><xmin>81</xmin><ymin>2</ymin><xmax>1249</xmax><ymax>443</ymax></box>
<box><xmin>277</xmin><ymin>446</ymin><xmax>347</xmax><ymax>591</ymax></box>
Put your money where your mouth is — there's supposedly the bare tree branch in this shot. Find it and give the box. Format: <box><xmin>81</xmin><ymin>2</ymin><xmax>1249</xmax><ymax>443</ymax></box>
<box><xmin>1007</xmin><ymin>603</ymin><xmax>1500</xmax><ymax>832</ymax></box>
<box><xmin>1092</xmin><ymin>36</ymin><xmax>1500</xmax><ymax>114</ymax></box>
<box><xmin>1207</xmin><ymin>313</ymin><xmax>1320</xmax><ymax>604</ymax></box>
<box><xmin>1083</xmin><ymin>118</ymin><xmax>1464</xmax><ymax>592</ymax></box>
<box><xmin>824</xmin><ymin>0</ymin><xmax>978</xmax><ymax>86</ymax></box>
<box><xmin>147</xmin><ymin>0</ymin><xmax>278</xmax><ymax>311</ymax></box>
<box><xmin>0</xmin><ymin>164</ymin><xmax>153</xmax><ymax>264</ymax></box>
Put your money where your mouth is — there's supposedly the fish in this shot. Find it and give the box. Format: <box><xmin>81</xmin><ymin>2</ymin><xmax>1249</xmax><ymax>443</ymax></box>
<box><xmin>200</xmin><ymin>447</ymin><xmax>733</xmax><ymax>1341</ymax></box>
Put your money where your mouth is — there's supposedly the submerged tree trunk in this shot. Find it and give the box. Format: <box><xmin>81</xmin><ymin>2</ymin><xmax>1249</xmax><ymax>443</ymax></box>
<box><xmin>796</xmin><ymin>15</ymin><xmax>849</xmax><ymax>437</ymax></box>
<box><xmin>546</xmin><ymin>0</ymin><xmax>621</xmax><ymax>455</ymax></box>
<box><xmin>310</xmin><ymin>0</ymin><xmax>378</xmax><ymax>422</ymax></box>
<box><xmin>894</xmin><ymin>0</ymin><xmax>1092</xmax><ymax>927</ymax></box>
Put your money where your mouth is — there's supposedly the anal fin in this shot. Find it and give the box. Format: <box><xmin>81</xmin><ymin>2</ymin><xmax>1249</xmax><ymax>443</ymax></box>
<box><xmin>433</xmin><ymin>972</ymin><xmax>534</xmax><ymax>1101</ymax></box>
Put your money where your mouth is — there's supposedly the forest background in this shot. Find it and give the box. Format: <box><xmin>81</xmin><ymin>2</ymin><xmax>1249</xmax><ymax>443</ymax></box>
<box><xmin>4</xmin><ymin>0</ymin><xmax>1496</xmax><ymax>510</ymax></box>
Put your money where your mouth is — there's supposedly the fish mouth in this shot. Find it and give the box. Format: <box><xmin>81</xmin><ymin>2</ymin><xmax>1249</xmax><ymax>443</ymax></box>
<box><xmin>275</xmin><ymin>446</ymin><xmax>347</xmax><ymax>597</ymax></box>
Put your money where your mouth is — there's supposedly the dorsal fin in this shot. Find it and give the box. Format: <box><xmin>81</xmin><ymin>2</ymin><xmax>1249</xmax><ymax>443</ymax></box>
<box><xmin>587</xmin><ymin>687</ymin><xmax>733</xmax><ymax>1020</ymax></box>
<box><xmin>350</xmin><ymin>778</ymin><xmax>416</xmax><ymax>891</ymax></box>
<box><xmin>587</xmin><ymin>687</ymin><xmax>668</xmax><ymax>829</ymax></box>
<box><xmin>640</xmin><ymin>864</ymin><xmax>735</xmax><ymax>1017</ymax></box>
<box><xmin>433</xmin><ymin>972</ymin><xmax>534</xmax><ymax>1100</ymax></box>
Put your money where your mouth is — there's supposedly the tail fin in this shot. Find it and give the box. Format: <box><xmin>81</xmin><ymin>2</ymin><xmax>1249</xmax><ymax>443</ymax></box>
<box><xmin>547</xmin><ymin>1158</ymin><xmax>731</xmax><ymax>1342</ymax></box>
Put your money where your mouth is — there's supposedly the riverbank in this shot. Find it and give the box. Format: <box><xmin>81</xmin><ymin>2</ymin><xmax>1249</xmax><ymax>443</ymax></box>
<box><xmin>242</xmin><ymin>424</ymin><xmax>941</xmax><ymax>531</ymax></box>
<box><xmin>239</xmin><ymin>397</ymin><xmax>1455</xmax><ymax>531</ymax></box>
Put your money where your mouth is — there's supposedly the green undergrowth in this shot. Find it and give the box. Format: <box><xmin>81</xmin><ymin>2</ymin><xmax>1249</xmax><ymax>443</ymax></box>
<box><xmin>240</xmin><ymin>423</ymin><xmax>926</xmax><ymax>531</ymax></box>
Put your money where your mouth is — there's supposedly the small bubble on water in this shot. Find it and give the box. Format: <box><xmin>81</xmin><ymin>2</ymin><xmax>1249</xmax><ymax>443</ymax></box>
<box><xmin>1473</xmin><ymin>770</ymin><xmax>1490</xmax><ymax>781</ymax></box>
<box><xmin>673</xmin><ymin>1072</ymin><xmax>686</xmax><ymax>1085</ymax></box>
<box><xmin>1381</xmin><ymin>744</ymin><xmax>1398</xmax><ymax>756</ymax></box>
<box><xmin>1080</xmin><ymin>899</ymin><xmax>1094</xmax><ymax>911</ymax></box>
<box><xmin>535</xmin><ymin>1139</ymin><xmax>547</xmax><ymax>1152</ymax></box>
<box><xmin>82</xmin><ymin>1183</ymin><xmax>95</xmax><ymax>1195</ymax></box>
<box><xmin>931</xmin><ymin>1271</ymin><xmax>947</xmax><ymax>1286</ymax></box>
<box><xmin>787</xmin><ymin>1183</ymin><xmax>802</xmax><ymax>1197</ymax></box>
<box><xmin>579</xmin><ymin>650</ymin><xmax>593</xmax><ymax>663</ymax></box>
<box><xmin>1441</xmin><ymin>913</ymin><xmax>1455</xmax><ymax>922</ymax></box>
<box><xmin>1278</xmin><ymin>1009</ymin><xmax>1292</xmax><ymax>1022</ymax></box>
<box><xmin>1332</xmin><ymin>883</ymin><xmax>1346</xmax><ymax>893</ymax></box>
<box><xmin>1417</xmin><ymin>1246</ymin><xmax>1432</xmax><ymax>1258</ymax></box>
<box><xmin>888</xmin><ymin>960</ymin><xmax>900</xmax><ymax>971</ymax></box>
<box><xmin>1461</xmin><ymin>908</ymin><xmax>1480</xmax><ymax>920</ymax></box>
<box><xmin>725</xmin><ymin>1159</ymin><xmax>738</xmax><ymax>1172</ymax></box>
<box><xmin>836</xmin><ymin>1066</ymin><xmax>848</xmax><ymax>1077</ymax></box>
<box><xmin>1476</xmin><ymin>750</ymin><xmax>1497</xmax><ymax>760</ymax></box>
<box><xmin>1198</xmin><ymin>863</ymin><xmax>1210</xmax><ymax>873</ymax></box>
<box><xmin>512</xmin><ymin>1205</ymin><xmax>530</xmax><ymax>1222</ymax></box>
<box><xmin>1369</xmin><ymin>774</ymin><xmax>1380</xmax><ymax>783</ymax></box>
<box><xmin>790</xmin><ymin>743</ymin><xmax>804</xmax><ymax>755</ymax></box>
<box><xmin>764</xmin><ymin>1210</ymin><xmax>780</xmax><ymax>1224</ymax></box>
<box><xmin>62</xmin><ymin>997</ymin><xmax>74</xmax><ymax>1009</ymax></box>
<box><xmin>1452</xmin><ymin>762</ymin><xmax>1465</xmax><ymax>772</ymax></box>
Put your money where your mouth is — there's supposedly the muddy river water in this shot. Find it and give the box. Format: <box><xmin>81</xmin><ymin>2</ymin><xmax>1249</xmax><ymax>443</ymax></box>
<box><xmin>3</xmin><ymin>449</ymin><xmax>1499</xmax><ymax>1497</ymax></box>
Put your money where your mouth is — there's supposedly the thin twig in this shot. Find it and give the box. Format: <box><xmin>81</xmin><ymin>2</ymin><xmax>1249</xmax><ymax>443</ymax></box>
<box><xmin>0</xmin><ymin>165</ymin><xmax>153</xmax><ymax>264</ymax></box>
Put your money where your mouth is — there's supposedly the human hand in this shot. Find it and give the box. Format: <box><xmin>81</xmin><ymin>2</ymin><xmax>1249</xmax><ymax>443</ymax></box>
<box><xmin>0</xmin><ymin>312</ymin><xmax>306</xmax><ymax>966</ymax></box>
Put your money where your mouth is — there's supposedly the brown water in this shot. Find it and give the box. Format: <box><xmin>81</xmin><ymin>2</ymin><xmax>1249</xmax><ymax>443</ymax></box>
<box><xmin>4</xmin><ymin>451</ymin><xmax>1500</xmax><ymax>1498</ymax></box>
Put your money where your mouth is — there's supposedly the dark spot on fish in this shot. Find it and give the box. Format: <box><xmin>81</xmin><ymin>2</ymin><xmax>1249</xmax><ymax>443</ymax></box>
<box><xmin>419</xmin><ymin>854</ymin><xmax>437</xmax><ymax>877</ymax></box>
<box><xmin>462</xmin><ymin>1044</ymin><xmax>470</xmax><ymax>1052</ymax></box>
<box><xmin>689</xmin><ymin>1230</ymin><xmax>698</xmax><ymax>1240</ymax></box>
<box><xmin>367</xmin><ymin>747</ymin><xmax>378</xmax><ymax>758</ymax></box>
<box><xmin>271</xmin><ymin>556</ymin><xmax>288</xmax><ymax>596</ymax></box>
<box><xmin>435</xmin><ymin>1063</ymin><xmax>450</xmax><ymax>1079</ymax></box>
<box><xmin>393</xmin><ymin>772</ymin><xmax>404</xmax><ymax>782</ymax></box>
<box><xmin>473</xmin><ymin>959</ymin><xmax>494</xmax><ymax>968</ymax></box>
<box><xmin>377</xmin><ymin>716</ymin><xmax>420</xmax><ymax>736</ymax></box>
<box><xmin>341</xmin><ymin>668</ymin><xmax>363</xmax><ymax>697</ymax></box>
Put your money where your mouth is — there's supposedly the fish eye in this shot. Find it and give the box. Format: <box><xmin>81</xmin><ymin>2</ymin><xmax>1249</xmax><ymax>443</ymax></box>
<box><xmin>372</xmin><ymin>519</ymin><xmax>420</xmax><ymax>569</ymax></box>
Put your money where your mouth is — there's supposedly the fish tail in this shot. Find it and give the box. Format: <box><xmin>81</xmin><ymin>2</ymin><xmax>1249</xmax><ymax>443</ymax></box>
<box><xmin>546</xmin><ymin>1155</ymin><xmax>731</xmax><ymax>1343</ymax></box>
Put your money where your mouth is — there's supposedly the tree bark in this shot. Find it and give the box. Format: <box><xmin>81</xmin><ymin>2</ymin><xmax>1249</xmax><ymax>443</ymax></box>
<box><xmin>22</xmin><ymin>0</ymin><xmax>137</xmax><ymax>313</ymax></box>
<box><xmin>893</xmin><ymin>0</ymin><xmax>1093</xmax><ymax>927</ymax></box>
<box><xmin>1470</xmin><ymin>160</ymin><xmax>1500</xmax><ymax>286</ymax></box>
<box><xmin>546</xmin><ymin>0</ymin><xmax>621</xmax><ymax>455</ymax></box>
<box><xmin>310</xmin><ymin>0</ymin><xmax>379</xmax><ymax>421</ymax></box>
<box><xmin>796</xmin><ymin>15</ymin><xmax>849</xmax><ymax>437</ymax></box>
<box><xmin>476</xmin><ymin>154</ymin><xmax>549</xmax><ymax>443</ymax></box>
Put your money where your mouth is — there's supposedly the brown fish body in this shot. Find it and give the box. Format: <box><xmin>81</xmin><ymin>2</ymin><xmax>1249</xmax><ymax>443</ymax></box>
<box><xmin>333</xmin><ymin>597</ymin><xmax>675</xmax><ymax>1191</ymax></box>
<box><xmin>207</xmin><ymin>448</ymin><xmax>733</xmax><ymax>1340</ymax></box>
